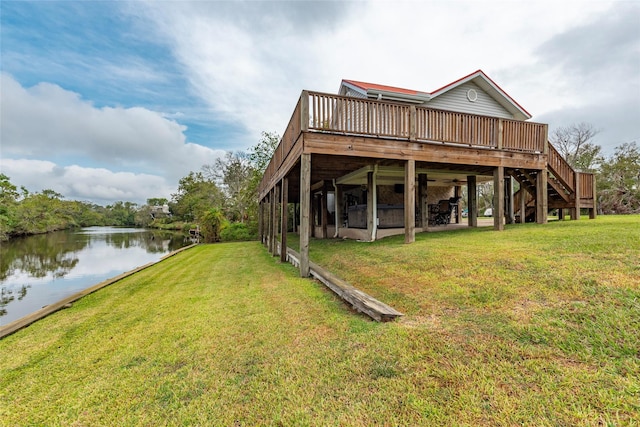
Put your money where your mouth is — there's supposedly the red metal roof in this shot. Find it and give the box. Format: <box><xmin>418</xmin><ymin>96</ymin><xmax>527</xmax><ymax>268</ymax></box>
<box><xmin>341</xmin><ymin>79</ymin><xmax>424</xmax><ymax>96</ymax></box>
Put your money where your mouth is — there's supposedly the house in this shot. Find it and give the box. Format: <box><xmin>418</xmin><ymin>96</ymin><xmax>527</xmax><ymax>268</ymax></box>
<box><xmin>258</xmin><ymin>70</ymin><xmax>596</xmax><ymax>277</ymax></box>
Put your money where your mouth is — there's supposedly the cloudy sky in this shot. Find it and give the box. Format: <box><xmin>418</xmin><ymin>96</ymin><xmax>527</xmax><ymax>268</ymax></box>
<box><xmin>1</xmin><ymin>0</ymin><xmax>639</xmax><ymax>205</ymax></box>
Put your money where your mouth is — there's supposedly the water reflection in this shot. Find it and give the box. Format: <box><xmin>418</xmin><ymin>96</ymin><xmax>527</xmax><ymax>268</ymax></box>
<box><xmin>0</xmin><ymin>227</ymin><xmax>189</xmax><ymax>324</ymax></box>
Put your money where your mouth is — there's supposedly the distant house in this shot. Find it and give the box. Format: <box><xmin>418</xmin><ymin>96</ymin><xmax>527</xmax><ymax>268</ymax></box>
<box><xmin>258</xmin><ymin>70</ymin><xmax>596</xmax><ymax>277</ymax></box>
<box><xmin>150</xmin><ymin>204</ymin><xmax>171</xmax><ymax>219</ymax></box>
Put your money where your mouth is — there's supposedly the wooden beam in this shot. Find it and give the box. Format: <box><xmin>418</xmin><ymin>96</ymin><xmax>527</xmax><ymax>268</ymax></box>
<box><xmin>418</xmin><ymin>174</ymin><xmax>428</xmax><ymax>228</ymax></box>
<box><xmin>574</xmin><ymin>171</ymin><xmax>581</xmax><ymax>221</ymax></box>
<box><xmin>590</xmin><ymin>175</ymin><xmax>597</xmax><ymax>219</ymax></box>
<box><xmin>280</xmin><ymin>177</ymin><xmax>288</xmax><ymax>263</ymax></box>
<box><xmin>454</xmin><ymin>185</ymin><xmax>462</xmax><ymax>224</ymax></box>
<box><xmin>536</xmin><ymin>170</ymin><xmax>548</xmax><ymax>224</ymax></box>
<box><xmin>303</xmin><ymin>133</ymin><xmax>547</xmax><ymax>170</ymax></box>
<box><xmin>467</xmin><ymin>175</ymin><xmax>478</xmax><ymax>227</ymax></box>
<box><xmin>258</xmin><ymin>199</ymin><xmax>264</xmax><ymax>245</ymax></box>
<box><xmin>367</xmin><ymin>171</ymin><xmax>376</xmax><ymax>242</ymax></box>
<box><xmin>520</xmin><ymin>187</ymin><xmax>527</xmax><ymax>223</ymax></box>
<box><xmin>493</xmin><ymin>166</ymin><xmax>505</xmax><ymax>231</ymax></box>
<box><xmin>268</xmin><ymin>189</ymin><xmax>275</xmax><ymax>254</ymax></box>
<box><xmin>321</xmin><ymin>180</ymin><xmax>329</xmax><ymax>239</ymax></box>
<box><xmin>272</xmin><ymin>184</ymin><xmax>279</xmax><ymax>257</ymax></box>
<box><xmin>335</xmin><ymin>183</ymin><xmax>343</xmax><ymax>237</ymax></box>
<box><xmin>405</xmin><ymin>159</ymin><xmax>416</xmax><ymax>243</ymax></box>
<box><xmin>505</xmin><ymin>176</ymin><xmax>515</xmax><ymax>224</ymax></box>
<box><xmin>299</xmin><ymin>153</ymin><xmax>311</xmax><ymax>277</ymax></box>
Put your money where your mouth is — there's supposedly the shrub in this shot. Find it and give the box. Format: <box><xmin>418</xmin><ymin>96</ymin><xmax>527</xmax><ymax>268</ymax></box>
<box><xmin>220</xmin><ymin>222</ymin><xmax>256</xmax><ymax>241</ymax></box>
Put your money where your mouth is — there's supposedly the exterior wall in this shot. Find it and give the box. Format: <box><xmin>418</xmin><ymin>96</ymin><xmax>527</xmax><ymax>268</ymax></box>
<box><xmin>425</xmin><ymin>82</ymin><xmax>514</xmax><ymax>119</ymax></box>
<box><xmin>427</xmin><ymin>186</ymin><xmax>455</xmax><ymax>205</ymax></box>
<box><xmin>340</xmin><ymin>86</ymin><xmax>367</xmax><ymax>98</ymax></box>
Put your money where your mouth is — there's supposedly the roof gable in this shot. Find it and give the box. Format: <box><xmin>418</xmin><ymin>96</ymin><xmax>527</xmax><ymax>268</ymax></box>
<box><xmin>339</xmin><ymin>70</ymin><xmax>531</xmax><ymax>120</ymax></box>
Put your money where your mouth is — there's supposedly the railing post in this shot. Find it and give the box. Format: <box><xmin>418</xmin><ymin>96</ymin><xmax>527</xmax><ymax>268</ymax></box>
<box><xmin>409</xmin><ymin>106</ymin><xmax>416</xmax><ymax>141</ymax></box>
<box><xmin>300</xmin><ymin>90</ymin><xmax>309</xmax><ymax>132</ymax></box>
<box><xmin>543</xmin><ymin>124</ymin><xmax>549</xmax><ymax>154</ymax></box>
<box><xmin>497</xmin><ymin>119</ymin><xmax>503</xmax><ymax>150</ymax></box>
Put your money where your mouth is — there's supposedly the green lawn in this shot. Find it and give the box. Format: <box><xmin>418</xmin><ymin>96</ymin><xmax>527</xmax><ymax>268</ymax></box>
<box><xmin>1</xmin><ymin>216</ymin><xmax>639</xmax><ymax>426</ymax></box>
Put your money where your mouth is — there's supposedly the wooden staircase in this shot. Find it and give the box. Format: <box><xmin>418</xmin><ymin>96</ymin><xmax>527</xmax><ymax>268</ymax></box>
<box><xmin>507</xmin><ymin>142</ymin><xmax>596</xmax><ymax>222</ymax></box>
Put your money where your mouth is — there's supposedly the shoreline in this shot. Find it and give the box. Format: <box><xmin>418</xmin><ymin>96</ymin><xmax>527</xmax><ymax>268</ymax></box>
<box><xmin>0</xmin><ymin>244</ymin><xmax>198</xmax><ymax>340</ymax></box>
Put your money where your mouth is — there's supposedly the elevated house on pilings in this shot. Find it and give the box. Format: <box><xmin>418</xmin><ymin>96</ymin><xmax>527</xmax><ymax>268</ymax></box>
<box><xmin>257</xmin><ymin>70</ymin><xmax>597</xmax><ymax>277</ymax></box>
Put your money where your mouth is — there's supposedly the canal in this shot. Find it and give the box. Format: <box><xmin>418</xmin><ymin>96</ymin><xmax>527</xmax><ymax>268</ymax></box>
<box><xmin>0</xmin><ymin>227</ymin><xmax>192</xmax><ymax>325</ymax></box>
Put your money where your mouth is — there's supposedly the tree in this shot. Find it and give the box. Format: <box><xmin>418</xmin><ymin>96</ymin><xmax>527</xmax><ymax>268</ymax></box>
<box><xmin>597</xmin><ymin>142</ymin><xmax>640</xmax><ymax>214</ymax></box>
<box><xmin>249</xmin><ymin>131</ymin><xmax>280</xmax><ymax>173</ymax></box>
<box><xmin>147</xmin><ymin>198</ymin><xmax>168</xmax><ymax>207</ymax></box>
<box><xmin>550</xmin><ymin>122</ymin><xmax>603</xmax><ymax>172</ymax></box>
<box><xmin>199</xmin><ymin>208</ymin><xmax>226</xmax><ymax>243</ymax></box>
<box><xmin>171</xmin><ymin>171</ymin><xmax>223</xmax><ymax>222</ymax></box>
<box><xmin>104</xmin><ymin>201</ymin><xmax>138</xmax><ymax>226</ymax></box>
<box><xmin>0</xmin><ymin>174</ymin><xmax>19</xmax><ymax>240</ymax></box>
<box><xmin>202</xmin><ymin>152</ymin><xmax>254</xmax><ymax>222</ymax></box>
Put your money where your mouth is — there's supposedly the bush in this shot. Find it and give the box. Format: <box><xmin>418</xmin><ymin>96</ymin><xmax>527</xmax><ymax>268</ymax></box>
<box><xmin>199</xmin><ymin>209</ymin><xmax>226</xmax><ymax>243</ymax></box>
<box><xmin>220</xmin><ymin>222</ymin><xmax>256</xmax><ymax>241</ymax></box>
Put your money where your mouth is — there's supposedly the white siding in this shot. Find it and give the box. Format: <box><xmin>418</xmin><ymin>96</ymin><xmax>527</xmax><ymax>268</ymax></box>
<box><xmin>345</xmin><ymin>88</ymin><xmax>367</xmax><ymax>99</ymax></box>
<box><xmin>425</xmin><ymin>82</ymin><xmax>514</xmax><ymax>119</ymax></box>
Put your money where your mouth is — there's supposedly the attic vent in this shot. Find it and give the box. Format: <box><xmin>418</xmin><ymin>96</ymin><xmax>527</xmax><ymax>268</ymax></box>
<box><xmin>466</xmin><ymin>89</ymin><xmax>478</xmax><ymax>102</ymax></box>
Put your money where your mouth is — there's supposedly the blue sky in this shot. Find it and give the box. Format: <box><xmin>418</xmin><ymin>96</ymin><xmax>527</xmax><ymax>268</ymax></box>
<box><xmin>1</xmin><ymin>0</ymin><xmax>639</xmax><ymax>205</ymax></box>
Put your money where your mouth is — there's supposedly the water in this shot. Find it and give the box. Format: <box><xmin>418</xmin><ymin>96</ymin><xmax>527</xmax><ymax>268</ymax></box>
<box><xmin>0</xmin><ymin>227</ymin><xmax>192</xmax><ymax>325</ymax></box>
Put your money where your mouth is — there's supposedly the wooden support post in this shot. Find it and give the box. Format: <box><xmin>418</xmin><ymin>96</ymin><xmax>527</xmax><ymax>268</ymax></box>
<box><xmin>258</xmin><ymin>199</ymin><xmax>264</xmax><ymax>245</ymax></box>
<box><xmin>574</xmin><ymin>171</ymin><xmax>581</xmax><ymax>221</ymax></box>
<box><xmin>558</xmin><ymin>208</ymin><xmax>564</xmax><ymax>221</ymax></box>
<box><xmin>520</xmin><ymin>187</ymin><xmax>526</xmax><ymax>223</ymax></box>
<box><xmin>418</xmin><ymin>174</ymin><xmax>428</xmax><ymax>229</ymax></box>
<box><xmin>590</xmin><ymin>175</ymin><xmax>597</xmax><ymax>219</ymax></box>
<box><xmin>272</xmin><ymin>184</ymin><xmax>279</xmax><ymax>257</ymax></box>
<box><xmin>367</xmin><ymin>171</ymin><xmax>376</xmax><ymax>242</ymax></box>
<box><xmin>505</xmin><ymin>176</ymin><xmax>514</xmax><ymax>224</ymax></box>
<box><xmin>467</xmin><ymin>175</ymin><xmax>477</xmax><ymax>227</ymax></box>
<box><xmin>335</xmin><ymin>183</ymin><xmax>343</xmax><ymax>237</ymax></box>
<box><xmin>268</xmin><ymin>189</ymin><xmax>274</xmax><ymax>253</ymax></box>
<box><xmin>405</xmin><ymin>159</ymin><xmax>416</xmax><ymax>243</ymax></box>
<box><xmin>493</xmin><ymin>166</ymin><xmax>505</xmax><ymax>231</ymax></box>
<box><xmin>454</xmin><ymin>185</ymin><xmax>462</xmax><ymax>224</ymax></box>
<box><xmin>321</xmin><ymin>181</ymin><xmax>329</xmax><ymax>239</ymax></box>
<box><xmin>536</xmin><ymin>170</ymin><xmax>548</xmax><ymax>224</ymax></box>
<box><xmin>280</xmin><ymin>177</ymin><xmax>288</xmax><ymax>263</ymax></box>
<box><xmin>299</xmin><ymin>153</ymin><xmax>311</xmax><ymax>277</ymax></box>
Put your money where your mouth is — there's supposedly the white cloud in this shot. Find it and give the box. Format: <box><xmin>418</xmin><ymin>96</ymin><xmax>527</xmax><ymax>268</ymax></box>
<box><xmin>0</xmin><ymin>159</ymin><xmax>175</xmax><ymax>205</ymax></box>
<box><xmin>134</xmin><ymin>0</ymin><xmax>630</xmax><ymax>149</ymax></box>
<box><xmin>0</xmin><ymin>73</ymin><xmax>227</xmax><ymax>203</ymax></box>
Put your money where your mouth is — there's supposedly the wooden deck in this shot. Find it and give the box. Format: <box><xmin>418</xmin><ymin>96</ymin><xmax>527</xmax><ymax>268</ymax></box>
<box><xmin>258</xmin><ymin>90</ymin><xmax>596</xmax><ymax>277</ymax></box>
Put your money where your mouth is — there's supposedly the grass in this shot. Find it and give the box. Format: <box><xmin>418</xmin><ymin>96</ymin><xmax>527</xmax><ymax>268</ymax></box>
<box><xmin>1</xmin><ymin>216</ymin><xmax>639</xmax><ymax>426</ymax></box>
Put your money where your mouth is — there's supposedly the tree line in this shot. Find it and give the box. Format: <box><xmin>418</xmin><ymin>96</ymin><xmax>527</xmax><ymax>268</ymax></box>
<box><xmin>1</xmin><ymin>125</ymin><xmax>637</xmax><ymax>242</ymax></box>
<box><xmin>0</xmin><ymin>132</ymin><xmax>278</xmax><ymax>242</ymax></box>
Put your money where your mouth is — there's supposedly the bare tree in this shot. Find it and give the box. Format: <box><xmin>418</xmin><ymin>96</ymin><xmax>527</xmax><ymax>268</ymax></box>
<box><xmin>550</xmin><ymin>122</ymin><xmax>603</xmax><ymax>172</ymax></box>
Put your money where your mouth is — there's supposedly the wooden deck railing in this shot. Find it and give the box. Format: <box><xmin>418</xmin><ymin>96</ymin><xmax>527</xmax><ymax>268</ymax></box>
<box><xmin>579</xmin><ymin>173</ymin><xmax>595</xmax><ymax>200</ymax></box>
<box><xmin>259</xmin><ymin>91</ymin><xmax>550</xmax><ymax>197</ymax></box>
<box><xmin>547</xmin><ymin>143</ymin><xmax>575</xmax><ymax>192</ymax></box>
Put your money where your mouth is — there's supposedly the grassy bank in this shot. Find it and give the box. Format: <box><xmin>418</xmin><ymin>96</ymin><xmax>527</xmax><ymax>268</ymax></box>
<box><xmin>1</xmin><ymin>216</ymin><xmax>638</xmax><ymax>425</ymax></box>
